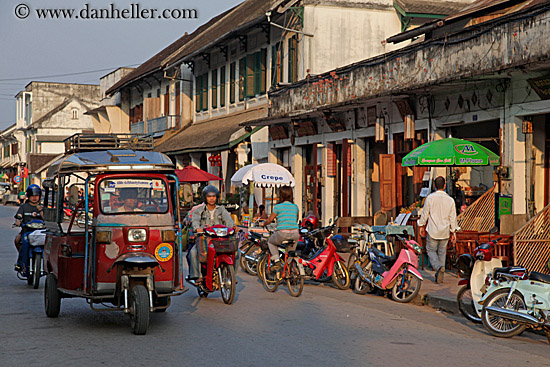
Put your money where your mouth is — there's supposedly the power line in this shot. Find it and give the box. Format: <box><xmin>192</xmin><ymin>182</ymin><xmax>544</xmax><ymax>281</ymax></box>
<box><xmin>0</xmin><ymin>64</ymin><xmax>140</xmax><ymax>82</ymax></box>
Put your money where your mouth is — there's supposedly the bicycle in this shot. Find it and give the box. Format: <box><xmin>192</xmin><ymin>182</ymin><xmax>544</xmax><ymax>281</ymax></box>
<box><xmin>259</xmin><ymin>239</ymin><xmax>305</xmax><ymax>297</ymax></box>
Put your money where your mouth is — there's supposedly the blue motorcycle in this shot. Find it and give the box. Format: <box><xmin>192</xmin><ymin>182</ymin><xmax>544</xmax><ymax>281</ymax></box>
<box><xmin>15</xmin><ymin>219</ymin><xmax>46</xmax><ymax>289</ymax></box>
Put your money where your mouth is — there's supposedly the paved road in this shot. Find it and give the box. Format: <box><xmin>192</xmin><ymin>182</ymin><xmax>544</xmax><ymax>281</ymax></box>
<box><xmin>0</xmin><ymin>205</ymin><xmax>548</xmax><ymax>367</ymax></box>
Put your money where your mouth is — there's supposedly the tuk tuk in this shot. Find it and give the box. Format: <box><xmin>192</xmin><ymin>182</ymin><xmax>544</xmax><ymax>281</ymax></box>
<box><xmin>42</xmin><ymin>134</ymin><xmax>187</xmax><ymax>334</ymax></box>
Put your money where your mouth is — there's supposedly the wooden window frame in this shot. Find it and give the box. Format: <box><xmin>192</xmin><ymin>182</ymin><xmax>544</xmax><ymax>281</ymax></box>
<box><xmin>230</xmin><ymin>62</ymin><xmax>236</xmax><ymax>104</ymax></box>
<box><xmin>220</xmin><ymin>66</ymin><xmax>226</xmax><ymax>107</ymax></box>
<box><xmin>211</xmin><ymin>69</ymin><xmax>217</xmax><ymax>109</ymax></box>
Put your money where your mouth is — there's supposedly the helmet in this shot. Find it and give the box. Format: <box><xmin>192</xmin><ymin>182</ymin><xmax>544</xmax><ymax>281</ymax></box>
<box><xmin>201</xmin><ymin>185</ymin><xmax>220</xmax><ymax>203</ymax></box>
<box><xmin>26</xmin><ymin>184</ymin><xmax>41</xmax><ymax>199</ymax></box>
<box><xmin>302</xmin><ymin>214</ymin><xmax>319</xmax><ymax>231</ymax></box>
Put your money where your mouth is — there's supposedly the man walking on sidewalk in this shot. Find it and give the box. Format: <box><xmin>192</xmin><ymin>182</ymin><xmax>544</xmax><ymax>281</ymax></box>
<box><xmin>418</xmin><ymin>176</ymin><xmax>459</xmax><ymax>283</ymax></box>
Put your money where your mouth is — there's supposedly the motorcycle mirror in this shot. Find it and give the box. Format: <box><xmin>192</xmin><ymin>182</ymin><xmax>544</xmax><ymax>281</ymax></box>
<box><xmin>489</xmin><ymin>226</ymin><xmax>499</xmax><ymax>234</ymax></box>
<box><xmin>328</xmin><ymin>218</ymin><xmax>333</xmax><ymax>225</ymax></box>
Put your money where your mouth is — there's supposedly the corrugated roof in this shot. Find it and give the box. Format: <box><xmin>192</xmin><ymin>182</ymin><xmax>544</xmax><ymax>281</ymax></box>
<box><xmin>156</xmin><ymin>106</ymin><xmax>267</xmax><ymax>154</ymax></box>
<box><xmin>105</xmin><ymin>7</ymin><xmax>236</xmax><ymax>96</ymax></box>
<box><xmin>164</xmin><ymin>0</ymin><xmax>276</xmax><ymax>67</ymax></box>
<box><xmin>394</xmin><ymin>0</ymin><xmax>475</xmax><ymax>15</ymax></box>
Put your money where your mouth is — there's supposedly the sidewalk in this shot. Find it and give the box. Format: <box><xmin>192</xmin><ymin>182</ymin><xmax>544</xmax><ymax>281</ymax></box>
<box><xmin>414</xmin><ymin>268</ymin><xmax>461</xmax><ymax>315</ymax></box>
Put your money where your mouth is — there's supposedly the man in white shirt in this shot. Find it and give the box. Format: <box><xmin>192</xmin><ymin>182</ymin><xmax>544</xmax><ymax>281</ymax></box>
<box><xmin>418</xmin><ymin>176</ymin><xmax>459</xmax><ymax>283</ymax></box>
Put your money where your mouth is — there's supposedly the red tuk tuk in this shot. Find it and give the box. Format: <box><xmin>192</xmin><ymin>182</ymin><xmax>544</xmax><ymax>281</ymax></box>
<box><xmin>42</xmin><ymin>134</ymin><xmax>187</xmax><ymax>334</ymax></box>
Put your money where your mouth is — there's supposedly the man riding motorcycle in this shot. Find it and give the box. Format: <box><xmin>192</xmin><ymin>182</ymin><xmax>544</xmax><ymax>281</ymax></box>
<box><xmin>187</xmin><ymin>185</ymin><xmax>235</xmax><ymax>284</ymax></box>
<box><xmin>14</xmin><ymin>184</ymin><xmax>43</xmax><ymax>272</ymax></box>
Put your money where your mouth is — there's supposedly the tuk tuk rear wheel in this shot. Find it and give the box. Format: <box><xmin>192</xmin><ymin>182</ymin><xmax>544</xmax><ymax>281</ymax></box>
<box><xmin>220</xmin><ymin>263</ymin><xmax>236</xmax><ymax>304</ymax></box>
<box><xmin>44</xmin><ymin>273</ymin><xmax>61</xmax><ymax>317</ymax></box>
<box><xmin>130</xmin><ymin>285</ymin><xmax>150</xmax><ymax>335</ymax></box>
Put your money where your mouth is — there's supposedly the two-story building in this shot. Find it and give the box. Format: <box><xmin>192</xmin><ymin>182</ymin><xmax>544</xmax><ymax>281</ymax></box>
<box><xmin>244</xmin><ymin>0</ymin><xmax>549</xmax><ymax>228</ymax></box>
<box><xmin>13</xmin><ymin>81</ymin><xmax>101</xmax><ymax>186</ymax></box>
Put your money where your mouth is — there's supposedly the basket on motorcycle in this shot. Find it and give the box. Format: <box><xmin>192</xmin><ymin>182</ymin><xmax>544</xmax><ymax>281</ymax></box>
<box><xmin>212</xmin><ymin>239</ymin><xmax>237</xmax><ymax>254</ymax></box>
<box><xmin>455</xmin><ymin>254</ymin><xmax>474</xmax><ymax>278</ymax></box>
<box><xmin>28</xmin><ymin>229</ymin><xmax>47</xmax><ymax>247</ymax></box>
<box><xmin>332</xmin><ymin>234</ymin><xmax>352</xmax><ymax>253</ymax></box>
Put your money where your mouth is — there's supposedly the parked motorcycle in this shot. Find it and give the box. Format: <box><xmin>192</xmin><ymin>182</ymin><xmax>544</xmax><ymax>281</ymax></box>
<box><xmin>298</xmin><ymin>218</ymin><xmax>351</xmax><ymax>290</ymax></box>
<box><xmin>239</xmin><ymin>229</ymin><xmax>269</xmax><ymax>276</ymax></box>
<box><xmin>480</xmin><ymin>265</ymin><xmax>550</xmax><ymax>342</ymax></box>
<box><xmin>187</xmin><ymin>224</ymin><xmax>237</xmax><ymax>304</ymax></box>
<box><xmin>455</xmin><ymin>238</ymin><xmax>503</xmax><ymax>323</ymax></box>
<box><xmin>353</xmin><ymin>232</ymin><xmax>423</xmax><ymax>303</ymax></box>
<box><xmin>15</xmin><ymin>219</ymin><xmax>47</xmax><ymax>289</ymax></box>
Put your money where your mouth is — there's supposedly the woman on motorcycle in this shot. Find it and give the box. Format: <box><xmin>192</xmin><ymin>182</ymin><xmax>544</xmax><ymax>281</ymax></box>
<box><xmin>14</xmin><ymin>184</ymin><xmax>43</xmax><ymax>272</ymax></box>
<box><xmin>263</xmin><ymin>186</ymin><xmax>299</xmax><ymax>270</ymax></box>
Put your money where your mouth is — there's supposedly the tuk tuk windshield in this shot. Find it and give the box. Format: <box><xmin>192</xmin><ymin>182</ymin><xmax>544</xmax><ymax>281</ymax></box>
<box><xmin>98</xmin><ymin>178</ymin><xmax>169</xmax><ymax>214</ymax></box>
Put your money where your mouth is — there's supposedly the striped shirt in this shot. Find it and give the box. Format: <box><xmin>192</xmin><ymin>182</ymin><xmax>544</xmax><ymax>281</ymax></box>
<box><xmin>273</xmin><ymin>202</ymin><xmax>299</xmax><ymax>230</ymax></box>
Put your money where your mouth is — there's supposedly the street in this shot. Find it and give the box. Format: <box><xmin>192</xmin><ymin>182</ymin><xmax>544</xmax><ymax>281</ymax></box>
<box><xmin>0</xmin><ymin>205</ymin><xmax>548</xmax><ymax>367</ymax></box>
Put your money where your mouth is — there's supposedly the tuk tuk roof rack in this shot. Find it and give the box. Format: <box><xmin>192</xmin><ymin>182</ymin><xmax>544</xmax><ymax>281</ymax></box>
<box><xmin>64</xmin><ymin>133</ymin><xmax>154</xmax><ymax>153</ymax></box>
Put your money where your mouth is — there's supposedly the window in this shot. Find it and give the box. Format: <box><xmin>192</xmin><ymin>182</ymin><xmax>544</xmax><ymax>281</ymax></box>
<box><xmin>288</xmin><ymin>36</ymin><xmax>298</xmax><ymax>83</ymax></box>
<box><xmin>271</xmin><ymin>42</ymin><xmax>283</xmax><ymax>86</ymax></box>
<box><xmin>72</xmin><ymin>108</ymin><xmax>78</xmax><ymax>120</ymax></box>
<box><xmin>239</xmin><ymin>57</ymin><xmax>246</xmax><ymax>101</ymax></box>
<box><xmin>230</xmin><ymin>62</ymin><xmax>236</xmax><ymax>104</ymax></box>
<box><xmin>98</xmin><ymin>178</ymin><xmax>169</xmax><ymax>215</ymax></box>
<box><xmin>201</xmin><ymin>73</ymin><xmax>208</xmax><ymax>111</ymax></box>
<box><xmin>220</xmin><ymin>66</ymin><xmax>226</xmax><ymax>107</ymax></box>
<box><xmin>211</xmin><ymin>69</ymin><xmax>217</xmax><ymax>109</ymax></box>
<box><xmin>241</xmin><ymin>49</ymin><xmax>268</xmax><ymax>99</ymax></box>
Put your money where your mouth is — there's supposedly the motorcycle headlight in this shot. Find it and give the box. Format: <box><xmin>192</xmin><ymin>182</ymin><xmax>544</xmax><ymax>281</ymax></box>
<box><xmin>213</xmin><ymin>227</ymin><xmax>228</xmax><ymax>237</ymax></box>
<box><xmin>128</xmin><ymin>228</ymin><xmax>147</xmax><ymax>242</ymax></box>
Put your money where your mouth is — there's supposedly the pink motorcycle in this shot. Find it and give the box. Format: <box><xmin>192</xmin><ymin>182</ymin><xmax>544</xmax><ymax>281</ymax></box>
<box><xmin>352</xmin><ymin>232</ymin><xmax>423</xmax><ymax>303</ymax></box>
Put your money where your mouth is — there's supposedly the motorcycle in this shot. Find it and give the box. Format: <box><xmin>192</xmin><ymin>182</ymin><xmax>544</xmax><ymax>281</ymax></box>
<box><xmin>187</xmin><ymin>224</ymin><xmax>238</xmax><ymax>304</ymax></box>
<box><xmin>353</xmin><ymin>232</ymin><xmax>423</xmax><ymax>303</ymax></box>
<box><xmin>298</xmin><ymin>218</ymin><xmax>351</xmax><ymax>290</ymax></box>
<box><xmin>480</xmin><ymin>265</ymin><xmax>550</xmax><ymax>342</ymax></box>
<box><xmin>239</xmin><ymin>228</ymin><xmax>270</xmax><ymax>276</ymax></box>
<box><xmin>455</xmin><ymin>238</ymin><xmax>503</xmax><ymax>323</ymax></box>
<box><xmin>15</xmin><ymin>219</ymin><xmax>47</xmax><ymax>289</ymax></box>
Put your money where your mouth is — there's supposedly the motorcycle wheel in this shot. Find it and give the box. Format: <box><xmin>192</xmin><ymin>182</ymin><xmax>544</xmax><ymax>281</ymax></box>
<box><xmin>44</xmin><ymin>273</ymin><xmax>61</xmax><ymax>318</ymax></box>
<box><xmin>220</xmin><ymin>263</ymin><xmax>236</xmax><ymax>304</ymax></box>
<box><xmin>391</xmin><ymin>271</ymin><xmax>421</xmax><ymax>303</ymax></box>
<box><xmin>331</xmin><ymin>260</ymin><xmax>350</xmax><ymax>290</ymax></box>
<box><xmin>261</xmin><ymin>258</ymin><xmax>279</xmax><ymax>292</ymax></box>
<box><xmin>27</xmin><ymin>256</ymin><xmax>33</xmax><ymax>286</ymax></box>
<box><xmin>130</xmin><ymin>285</ymin><xmax>150</xmax><ymax>335</ymax></box>
<box><xmin>347</xmin><ymin>253</ymin><xmax>358</xmax><ymax>289</ymax></box>
<box><xmin>32</xmin><ymin>252</ymin><xmax>42</xmax><ymax>289</ymax></box>
<box><xmin>244</xmin><ymin>245</ymin><xmax>261</xmax><ymax>276</ymax></box>
<box><xmin>239</xmin><ymin>242</ymin><xmax>252</xmax><ymax>273</ymax></box>
<box><xmin>457</xmin><ymin>285</ymin><xmax>481</xmax><ymax>323</ymax></box>
<box><xmin>353</xmin><ymin>260</ymin><xmax>373</xmax><ymax>295</ymax></box>
<box><xmin>286</xmin><ymin>259</ymin><xmax>304</xmax><ymax>297</ymax></box>
<box><xmin>481</xmin><ymin>288</ymin><xmax>527</xmax><ymax>338</ymax></box>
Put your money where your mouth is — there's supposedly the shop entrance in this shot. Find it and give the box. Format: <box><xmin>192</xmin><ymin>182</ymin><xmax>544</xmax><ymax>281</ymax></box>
<box><xmin>328</xmin><ymin>140</ymin><xmax>351</xmax><ymax>218</ymax></box>
<box><xmin>303</xmin><ymin>144</ymin><xmax>322</xmax><ymax>218</ymax></box>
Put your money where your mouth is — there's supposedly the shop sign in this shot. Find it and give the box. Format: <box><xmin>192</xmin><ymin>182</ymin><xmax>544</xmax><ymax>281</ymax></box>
<box><xmin>527</xmin><ymin>76</ymin><xmax>550</xmax><ymax>100</ymax></box>
<box><xmin>499</xmin><ymin>195</ymin><xmax>512</xmax><ymax>218</ymax></box>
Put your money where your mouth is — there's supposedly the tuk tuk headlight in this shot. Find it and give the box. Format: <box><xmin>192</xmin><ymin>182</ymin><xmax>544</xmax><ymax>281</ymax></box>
<box><xmin>128</xmin><ymin>228</ymin><xmax>147</xmax><ymax>242</ymax></box>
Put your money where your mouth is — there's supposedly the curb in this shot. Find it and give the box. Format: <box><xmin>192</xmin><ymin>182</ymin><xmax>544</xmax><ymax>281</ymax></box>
<box><xmin>421</xmin><ymin>293</ymin><xmax>459</xmax><ymax>315</ymax></box>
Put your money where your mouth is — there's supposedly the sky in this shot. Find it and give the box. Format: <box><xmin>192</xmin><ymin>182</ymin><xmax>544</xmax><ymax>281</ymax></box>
<box><xmin>0</xmin><ymin>0</ymin><xmax>243</xmax><ymax>130</ymax></box>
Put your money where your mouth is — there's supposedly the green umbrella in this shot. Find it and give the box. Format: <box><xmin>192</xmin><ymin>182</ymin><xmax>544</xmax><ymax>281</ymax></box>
<box><xmin>402</xmin><ymin>138</ymin><xmax>500</xmax><ymax>167</ymax></box>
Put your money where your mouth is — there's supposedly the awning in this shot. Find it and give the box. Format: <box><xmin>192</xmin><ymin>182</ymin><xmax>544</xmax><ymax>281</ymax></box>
<box><xmin>156</xmin><ymin>106</ymin><xmax>267</xmax><ymax>155</ymax></box>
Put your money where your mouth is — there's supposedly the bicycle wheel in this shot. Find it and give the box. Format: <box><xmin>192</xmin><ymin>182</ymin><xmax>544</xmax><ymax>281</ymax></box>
<box><xmin>457</xmin><ymin>285</ymin><xmax>481</xmax><ymax>323</ymax></box>
<box><xmin>261</xmin><ymin>258</ymin><xmax>279</xmax><ymax>292</ymax></box>
<box><xmin>353</xmin><ymin>259</ymin><xmax>373</xmax><ymax>295</ymax></box>
<box><xmin>286</xmin><ymin>259</ymin><xmax>304</xmax><ymax>297</ymax></box>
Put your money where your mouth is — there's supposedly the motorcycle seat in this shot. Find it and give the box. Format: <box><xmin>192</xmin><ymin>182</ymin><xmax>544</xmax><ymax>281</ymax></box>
<box><xmin>280</xmin><ymin>240</ymin><xmax>295</xmax><ymax>248</ymax></box>
<box><xmin>493</xmin><ymin>266</ymin><xmax>526</xmax><ymax>276</ymax></box>
<box><xmin>372</xmin><ymin>247</ymin><xmax>394</xmax><ymax>262</ymax></box>
<box><xmin>529</xmin><ymin>271</ymin><xmax>550</xmax><ymax>284</ymax></box>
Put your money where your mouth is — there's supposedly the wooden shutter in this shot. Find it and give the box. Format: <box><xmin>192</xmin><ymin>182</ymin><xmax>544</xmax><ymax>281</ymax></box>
<box><xmin>260</xmin><ymin>48</ymin><xmax>267</xmax><ymax>94</ymax></box>
<box><xmin>195</xmin><ymin>75</ymin><xmax>201</xmax><ymax>112</ymax></box>
<box><xmin>175</xmin><ymin>83</ymin><xmax>181</xmax><ymax>128</ymax></box>
<box><xmin>201</xmin><ymin>73</ymin><xmax>208</xmax><ymax>111</ymax></box>
<box><xmin>230</xmin><ymin>62</ymin><xmax>236</xmax><ymax>104</ymax></box>
<box><xmin>380</xmin><ymin>154</ymin><xmax>396</xmax><ymax>215</ymax></box>
<box><xmin>211</xmin><ymin>69</ymin><xmax>217</xmax><ymax>109</ymax></box>
<box><xmin>246</xmin><ymin>53</ymin><xmax>255</xmax><ymax>97</ymax></box>
<box><xmin>396</xmin><ymin>161</ymin><xmax>403</xmax><ymax>209</ymax></box>
<box><xmin>239</xmin><ymin>57</ymin><xmax>246</xmax><ymax>101</ymax></box>
<box><xmin>220</xmin><ymin>66</ymin><xmax>226</xmax><ymax>107</ymax></box>
<box><xmin>327</xmin><ymin>143</ymin><xmax>337</xmax><ymax>177</ymax></box>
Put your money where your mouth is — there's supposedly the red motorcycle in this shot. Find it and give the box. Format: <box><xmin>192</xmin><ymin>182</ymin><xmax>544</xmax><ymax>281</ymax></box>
<box><xmin>189</xmin><ymin>224</ymin><xmax>237</xmax><ymax>304</ymax></box>
<box><xmin>299</xmin><ymin>218</ymin><xmax>350</xmax><ymax>290</ymax></box>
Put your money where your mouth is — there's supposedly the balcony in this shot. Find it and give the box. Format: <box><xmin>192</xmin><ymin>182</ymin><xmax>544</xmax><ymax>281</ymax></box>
<box><xmin>130</xmin><ymin>116</ymin><xmax>171</xmax><ymax>135</ymax></box>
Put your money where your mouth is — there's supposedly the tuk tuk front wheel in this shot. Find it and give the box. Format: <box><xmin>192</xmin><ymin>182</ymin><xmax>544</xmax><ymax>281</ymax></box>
<box><xmin>44</xmin><ymin>273</ymin><xmax>61</xmax><ymax>317</ymax></box>
<box><xmin>130</xmin><ymin>285</ymin><xmax>150</xmax><ymax>335</ymax></box>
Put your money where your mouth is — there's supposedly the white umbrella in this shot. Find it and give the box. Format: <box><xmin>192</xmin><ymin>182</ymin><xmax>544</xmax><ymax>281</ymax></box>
<box><xmin>231</xmin><ymin>163</ymin><xmax>295</xmax><ymax>187</ymax></box>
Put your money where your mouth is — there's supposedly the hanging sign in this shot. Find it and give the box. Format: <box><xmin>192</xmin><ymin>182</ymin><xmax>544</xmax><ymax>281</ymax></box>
<box><xmin>13</xmin><ymin>175</ymin><xmax>22</xmax><ymax>184</ymax></box>
<box><xmin>22</xmin><ymin>167</ymin><xmax>29</xmax><ymax>178</ymax></box>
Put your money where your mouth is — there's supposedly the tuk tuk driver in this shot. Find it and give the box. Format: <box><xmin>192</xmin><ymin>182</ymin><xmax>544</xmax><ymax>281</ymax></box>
<box><xmin>187</xmin><ymin>185</ymin><xmax>235</xmax><ymax>283</ymax></box>
<box><xmin>117</xmin><ymin>188</ymin><xmax>143</xmax><ymax>212</ymax></box>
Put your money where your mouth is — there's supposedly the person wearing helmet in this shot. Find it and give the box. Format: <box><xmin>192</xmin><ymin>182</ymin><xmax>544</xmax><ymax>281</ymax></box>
<box><xmin>13</xmin><ymin>184</ymin><xmax>43</xmax><ymax>272</ymax></box>
<box><xmin>187</xmin><ymin>185</ymin><xmax>234</xmax><ymax>283</ymax></box>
